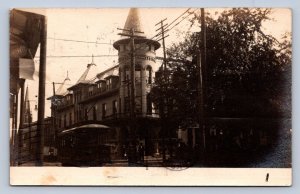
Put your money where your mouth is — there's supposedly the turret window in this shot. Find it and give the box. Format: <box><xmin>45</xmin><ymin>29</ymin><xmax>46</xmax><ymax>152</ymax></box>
<box><xmin>135</xmin><ymin>70</ymin><xmax>141</xmax><ymax>82</ymax></box>
<box><xmin>125</xmin><ymin>68</ymin><xmax>130</xmax><ymax>81</ymax></box>
<box><xmin>146</xmin><ymin>66</ymin><xmax>152</xmax><ymax>84</ymax></box>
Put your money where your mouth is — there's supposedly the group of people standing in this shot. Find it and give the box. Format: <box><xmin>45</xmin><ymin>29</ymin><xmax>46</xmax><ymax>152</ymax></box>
<box><xmin>122</xmin><ymin>143</ymin><xmax>145</xmax><ymax>163</ymax></box>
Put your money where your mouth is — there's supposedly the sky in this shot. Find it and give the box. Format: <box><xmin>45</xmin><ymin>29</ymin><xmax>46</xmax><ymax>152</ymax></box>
<box><xmin>18</xmin><ymin>8</ymin><xmax>291</xmax><ymax>122</ymax></box>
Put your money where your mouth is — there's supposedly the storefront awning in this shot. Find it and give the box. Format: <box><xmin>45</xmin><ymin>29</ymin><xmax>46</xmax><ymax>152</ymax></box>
<box><xmin>10</xmin><ymin>9</ymin><xmax>45</xmax><ymax>94</ymax></box>
<box><xmin>59</xmin><ymin>124</ymin><xmax>110</xmax><ymax>135</ymax></box>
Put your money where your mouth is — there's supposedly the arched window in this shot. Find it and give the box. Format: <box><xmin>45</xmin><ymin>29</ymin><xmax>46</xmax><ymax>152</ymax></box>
<box><xmin>146</xmin><ymin>66</ymin><xmax>152</xmax><ymax>84</ymax></box>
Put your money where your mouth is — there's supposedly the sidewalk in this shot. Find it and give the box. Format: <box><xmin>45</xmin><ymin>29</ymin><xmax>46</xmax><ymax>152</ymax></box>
<box><xmin>105</xmin><ymin>155</ymin><xmax>163</xmax><ymax>167</ymax></box>
<box><xmin>17</xmin><ymin>155</ymin><xmax>164</xmax><ymax>167</ymax></box>
<box><xmin>18</xmin><ymin>161</ymin><xmax>62</xmax><ymax>166</ymax></box>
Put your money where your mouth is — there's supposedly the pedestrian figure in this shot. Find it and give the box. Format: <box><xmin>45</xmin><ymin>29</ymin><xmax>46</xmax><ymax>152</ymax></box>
<box><xmin>138</xmin><ymin>143</ymin><xmax>144</xmax><ymax>162</ymax></box>
<box><xmin>122</xmin><ymin>145</ymin><xmax>127</xmax><ymax>158</ymax></box>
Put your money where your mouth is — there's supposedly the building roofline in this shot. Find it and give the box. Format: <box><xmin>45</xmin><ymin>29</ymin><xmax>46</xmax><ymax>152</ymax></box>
<box><xmin>113</xmin><ymin>38</ymin><xmax>160</xmax><ymax>50</ymax></box>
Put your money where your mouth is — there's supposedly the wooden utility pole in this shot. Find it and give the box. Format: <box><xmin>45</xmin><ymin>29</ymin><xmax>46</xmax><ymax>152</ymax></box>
<box><xmin>155</xmin><ymin>18</ymin><xmax>169</xmax><ymax>162</ymax></box>
<box><xmin>19</xmin><ymin>80</ymin><xmax>25</xmax><ymax>129</ymax></box>
<box><xmin>52</xmin><ymin>82</ymin><xmax>56</xmax><ymax>97</ymax></box>
<box><xmin>129</xmin><ymin>28</ymin><xmax>136</xmax><ymax>120</ymax></box>
<box><xmin>155</xmin><ymin>18</ymin><xmax>169</xmax><ymax>70</ymax></box>
<box><xmin>197</xmin><ymin>8</ymin><xmax>207</xmax><ymax>151</ymax></box>
<box><xmin>36</xmin><ymin>16</ymin><xmax>47</xmax><ymax>166</ymax></box>
<box><xmin>11</xmin><ymin>93</ymin><xmax>18</xmax><ymax>166</ymax></box>
<box><xmin>51</xmin><ymin>81</ymin><xmax>57</xmax><ymax>154</ymax></box>
<box><xmin>117</xmin><ymin>28</ymin><xmax>145</xmax><ymax>125</ymax></box>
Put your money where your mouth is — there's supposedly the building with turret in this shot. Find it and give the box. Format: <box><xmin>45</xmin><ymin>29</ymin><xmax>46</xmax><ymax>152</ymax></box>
<box><xmin>49</xmin><ymin>8</ymin><xmax>162</xmax><ymax>164</ymax></box>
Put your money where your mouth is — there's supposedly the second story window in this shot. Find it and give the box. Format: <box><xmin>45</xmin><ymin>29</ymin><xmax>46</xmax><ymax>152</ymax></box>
<box><xmin>107</xmin><ymin>79</ymin><xmax>112</xmax><ymax>90</ymax></box>
<box><xmin>69</xmin><ymin>112</ymin><xmax>72</xmax><ymax>126</ymax></box>
<box><xmin>93</xmin><ymin>106</ymin><xmax>97</xmax><ymax>120</ymax></box>
<box><xmin>64</xmin><ymin>114</ymin><xmax>67</xmax><ymax>128</ymax></box>
<box><xmin>75</xmin><ymin>91</ymin><xmax>82</xmax><ymax>102</ymax></box>
<box><xmin>102</xmin><ymin>103</ymin><xmax>106</xmax><ymax>119</ymax></box>
<box><xmin>85</xmin><ymin>108</ymin><xmax>88</xmax><ymax>120</ymax></box>
<box><xmin>112</xmin><ymin>100</ymin><xmax>117</xmax><ymax>115</ymax></box>
<box><xmin>78</xmin><ymin>110</ymin><xmax>82</xmax><ymax>121</ymax></box>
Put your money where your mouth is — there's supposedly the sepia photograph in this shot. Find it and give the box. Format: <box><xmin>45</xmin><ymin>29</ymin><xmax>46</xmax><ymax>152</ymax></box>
<box><xmin>9</xmin><ymin>7</ymin><xmax>292</xmax><ymax>185</ymax></box>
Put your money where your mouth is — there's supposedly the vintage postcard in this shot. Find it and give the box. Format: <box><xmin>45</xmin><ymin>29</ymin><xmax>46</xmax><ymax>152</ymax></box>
<box><xmin>9</xmin><ymin>8</ymin><xmax>292</xmax><ymax>186</ymax></box>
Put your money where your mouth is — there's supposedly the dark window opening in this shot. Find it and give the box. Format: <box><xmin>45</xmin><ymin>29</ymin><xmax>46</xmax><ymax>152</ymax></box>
<box><xmin>113</xmin><ymin>100</ymin><xmax>118</xmax><ymax>115</ymax></box>
<box><xmin>147</xmin><ymin>93</ymin><xmax>152</xmax><ymax>114</ymax></box>
<box><xmin>146</xmin><ymin>66</ymin><xmax>152</xmax><ymax>84</ymax></box>
<box><xmin>69</xmin><ymin>112</ymin><xmax>72</xmax><ymax>126</ymax></box>
<box><xmin>85</xmin><ymin>108</ymin><xmax>88</xmax><ymax>120</ymax></box>
<box><xmin>102</xmin><ymin>103</ymin><xmax>106</xmax><ymax>119</ymax></box>
<box><xmin>64</xmin><ymin>114</ymin><xmax>67</xmax><ymax>128</ymax></box>
<box><xmin>93</xmin><ymin>106</ymin><xmax>97</xmax><ymax>120</ymax></box>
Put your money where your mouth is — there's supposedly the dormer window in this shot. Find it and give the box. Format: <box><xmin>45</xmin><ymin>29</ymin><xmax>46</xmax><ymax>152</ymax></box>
<box><xmin>106</xmin><ymin>78</ymin><xmax>112</xmax><ymax>90</ymax></box>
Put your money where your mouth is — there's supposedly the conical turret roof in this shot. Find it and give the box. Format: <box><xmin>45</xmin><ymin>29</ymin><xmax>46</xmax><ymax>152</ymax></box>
<box><xmin>122</xmin><ymin>8</ymin><xmax>145</xmax><ymax>36</ymax></box>
<box><xmin>75</xmin><ymin>62</ymin><xmax>96</xmax><ymax>84</ymax></box>
<box><xmin>56</xmin><ymin>72</ymin><xmax>71</xmax><ymax>96</ymax></box>
<box><xmin>113</xmin><ymin>8</ymin><xmax>160</xmax><ymax>50</ymax></box>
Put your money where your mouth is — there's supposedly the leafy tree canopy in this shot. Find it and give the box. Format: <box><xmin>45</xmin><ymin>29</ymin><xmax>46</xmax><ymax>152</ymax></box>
<box><xmin>152</xmin><ymin>8</ymin><xmax>291</xmax><ymax>123</ymax></box>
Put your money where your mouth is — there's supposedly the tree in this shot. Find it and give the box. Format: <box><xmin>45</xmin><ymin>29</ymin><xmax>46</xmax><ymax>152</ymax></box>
<box><xmin>152</xmin><ymin>8</ymin><xmax>291</xmax><ymax>125</ymax></box>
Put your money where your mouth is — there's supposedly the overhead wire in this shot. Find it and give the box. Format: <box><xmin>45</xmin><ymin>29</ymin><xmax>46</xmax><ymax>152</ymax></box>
<box><xmin>134</xmin><ymin>8</ymin><xmax>197</xmax><ymax>52</ymax></box>
<box><xmin>44</xmin><ymin>9</ymin><xmax>196</xmax><ymax>90</ymax></box>
<box><xmin>34</xmin><ymin>55</ymin><xmax>118</xmax><ymax>58</ymax></box>
<box><xmin>47</xmin><ymin>37</ymin><xmax>113</xmax><ymax>45</ymax></box>
<box><xmin>162</xmin><ymin>8</ymin><xmax>199</xmax><ymax>36</ymax></box>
